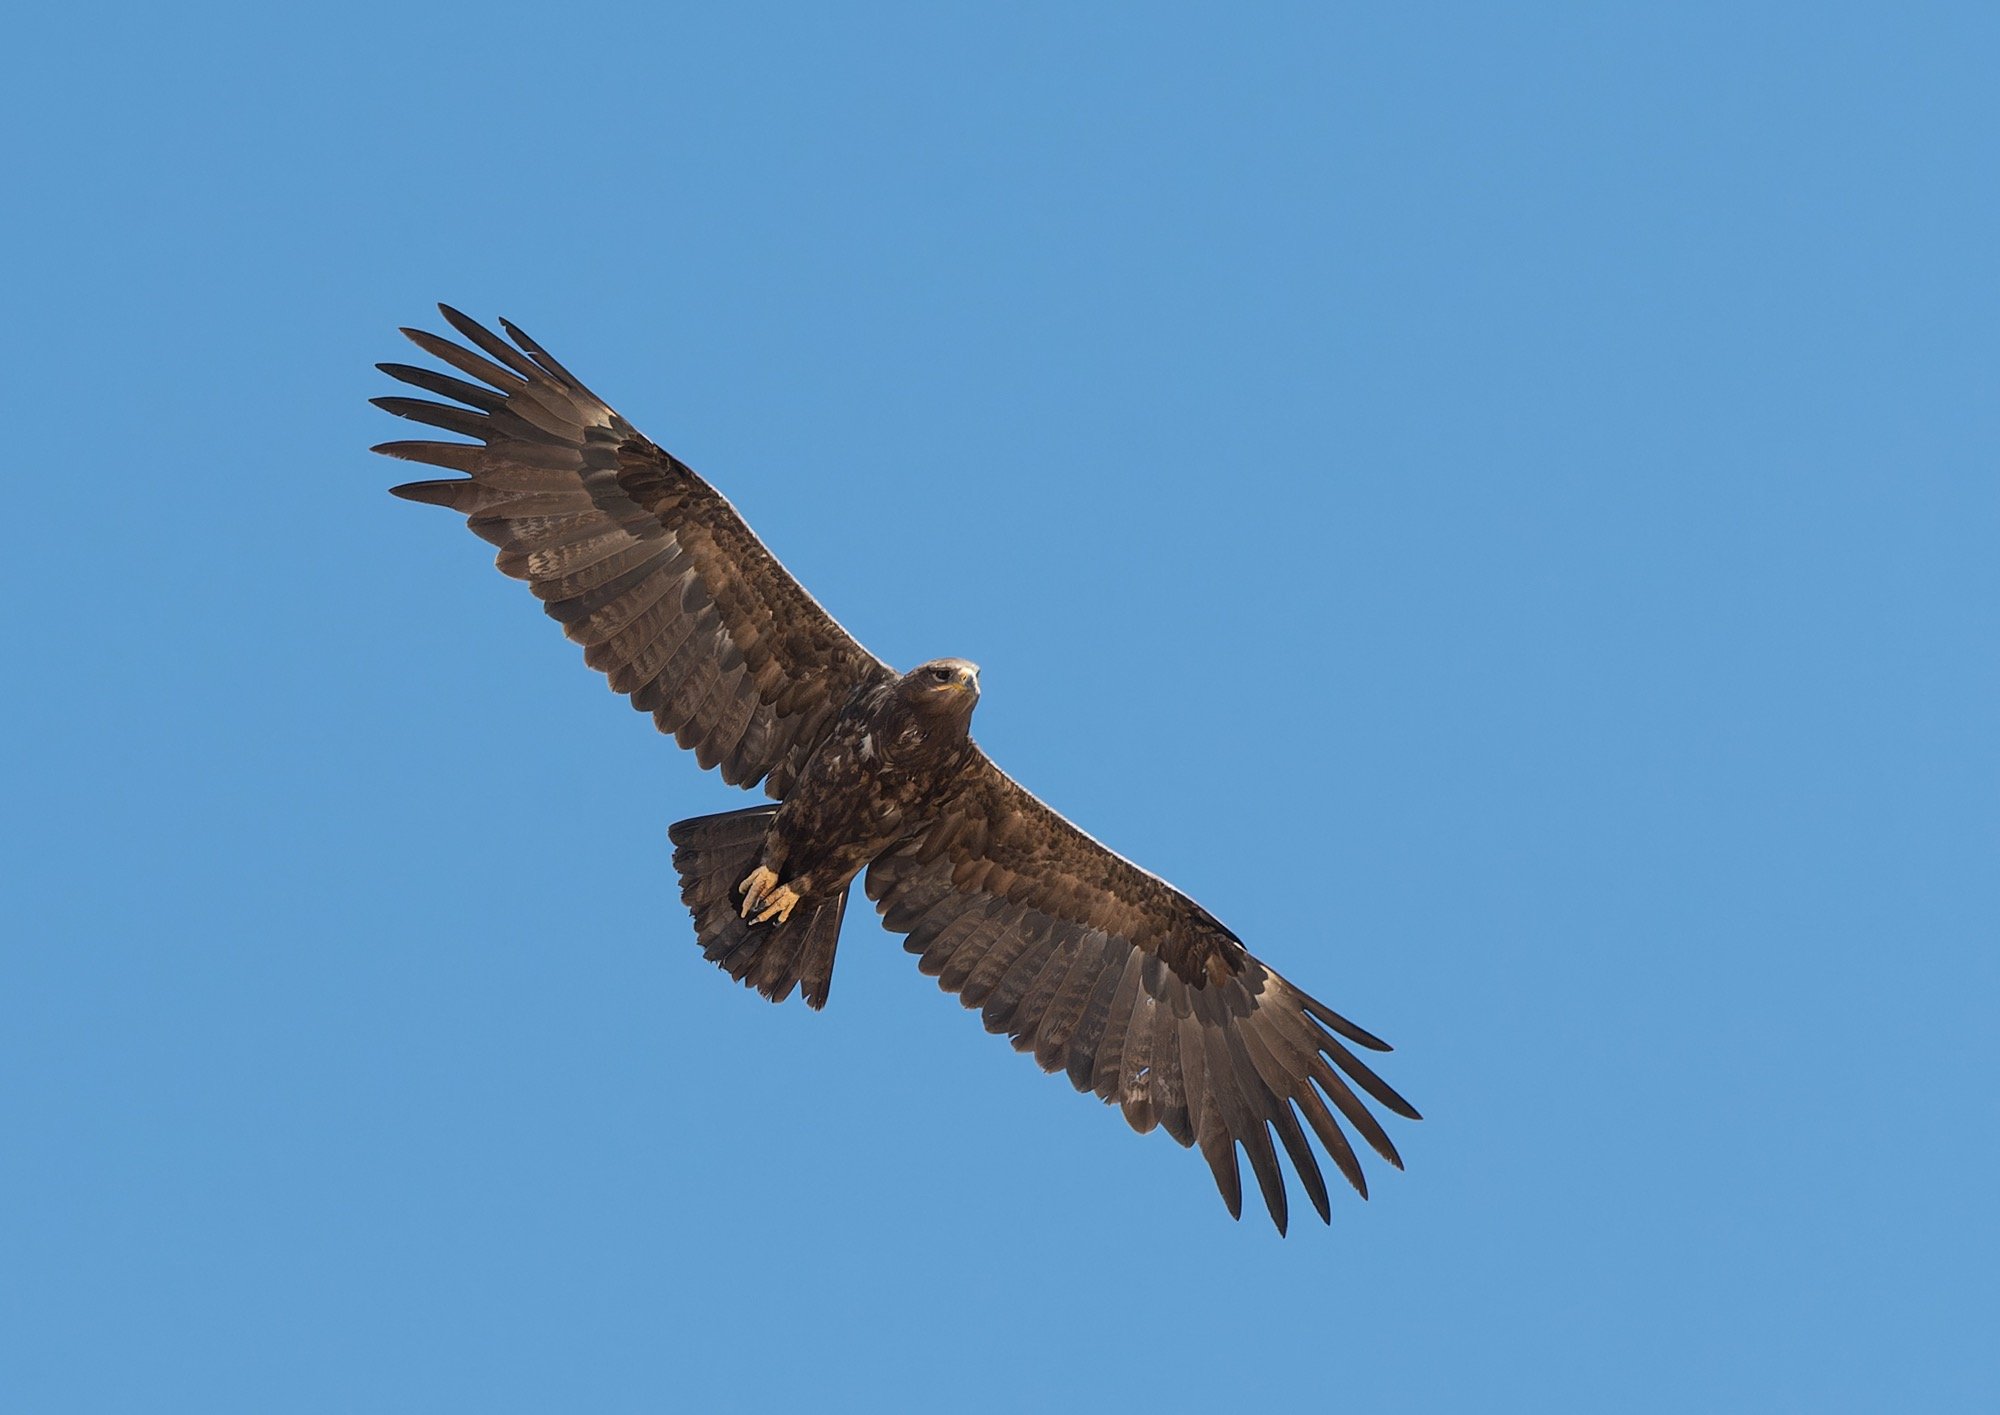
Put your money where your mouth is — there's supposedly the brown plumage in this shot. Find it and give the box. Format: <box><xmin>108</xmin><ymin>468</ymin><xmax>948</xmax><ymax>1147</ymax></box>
<box><xmin>374</xmin><ymin>305</ymin><xmax>1420</xmax><ymax>1233</ymax></box>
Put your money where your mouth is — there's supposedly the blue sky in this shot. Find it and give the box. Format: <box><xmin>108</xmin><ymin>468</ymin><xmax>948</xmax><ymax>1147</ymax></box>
<box><xmin>4</xmin><ymin>3</ymin><xmax>1996</xmax><ymax>1410</ymax></box>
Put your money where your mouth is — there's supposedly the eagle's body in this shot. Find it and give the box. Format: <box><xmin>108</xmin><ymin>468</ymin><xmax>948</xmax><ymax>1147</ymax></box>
<box><xmin>374</xmin><ymin>306</ymin><xmax>1419</xmax><ymax>1233</ymax></box>
<box><xmin>670</xmin><ymin>661</ymin><xmax>986</xmax><ymax>1008</ymax></box>
<box><xmin>763</xmin><ymin>661</ymin><xmax>981</xmax><ymax>908</ymax></box>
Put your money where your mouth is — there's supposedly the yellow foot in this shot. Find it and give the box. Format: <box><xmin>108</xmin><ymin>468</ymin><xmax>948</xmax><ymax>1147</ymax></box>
<box><xmin>738</xmin><ymin>866</ymin><xmax>780</xmax><ymax>919</ymax></box>
<box><xmin>752</xmin><ymin>884</ymin><xmax>801</xmax><ymax>925</ymax></box>
<box><xmin>738</xmin><ymin>867</ymin><xmax>802</xmax><ymax>924</ymax></box>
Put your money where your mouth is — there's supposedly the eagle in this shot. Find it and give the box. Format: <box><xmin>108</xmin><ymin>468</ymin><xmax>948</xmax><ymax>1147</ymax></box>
<box><xmin>373</xmin><ymin>306</ymin><xmax>1419</xmax><ymax>1233</ymax></box>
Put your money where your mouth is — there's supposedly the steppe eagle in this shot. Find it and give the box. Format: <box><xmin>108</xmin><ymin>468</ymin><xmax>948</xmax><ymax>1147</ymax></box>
<box><xmin>373</xmin><ymin>307</ymin><xmax>1419</xmax><ymax>1233</ymax></box>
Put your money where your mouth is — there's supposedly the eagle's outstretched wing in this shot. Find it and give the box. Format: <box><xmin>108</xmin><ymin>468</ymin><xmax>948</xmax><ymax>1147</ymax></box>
<box><xmin>866</xmin><ymin>753</ymin><xmax>1420</xmax><ymax>1233</ymax></box>
<box><xmin>374</xmin><ymin>307</ymin><xmax>892</xmax><ymax>795</ymax></box>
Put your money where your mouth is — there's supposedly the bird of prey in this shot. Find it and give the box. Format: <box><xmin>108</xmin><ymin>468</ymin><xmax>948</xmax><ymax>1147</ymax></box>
<box><xmin>373</xmin><ymin>306</ymin><xmax>1419</xmax><ymax>1233</ymax></box>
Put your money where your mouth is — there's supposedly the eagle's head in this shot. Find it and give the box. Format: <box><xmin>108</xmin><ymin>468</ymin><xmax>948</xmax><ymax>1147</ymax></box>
<box><xmin>901</xmin><ymin>658</ymin><xmax>981</xmax><ymax>718</ymax></box>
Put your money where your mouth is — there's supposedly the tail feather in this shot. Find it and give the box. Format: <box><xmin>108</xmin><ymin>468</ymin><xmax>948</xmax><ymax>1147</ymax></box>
<box><xmin>668</xmin><ymin>806</ymin><xmax>846</xmax><ymax>1009</ymax></box>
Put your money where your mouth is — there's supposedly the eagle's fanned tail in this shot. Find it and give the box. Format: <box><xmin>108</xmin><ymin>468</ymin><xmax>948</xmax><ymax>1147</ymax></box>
<box><xmin>669</xmin><ymin>805</ymin><xmax>846</xmax><ymax>1009</ymax></box>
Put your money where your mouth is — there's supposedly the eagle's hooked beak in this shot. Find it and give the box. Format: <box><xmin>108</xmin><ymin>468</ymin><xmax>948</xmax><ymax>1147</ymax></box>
<box><xmin>944</xmin><ymin>662</ymin><xmax>981</xmax><ymax>697</ymax></box>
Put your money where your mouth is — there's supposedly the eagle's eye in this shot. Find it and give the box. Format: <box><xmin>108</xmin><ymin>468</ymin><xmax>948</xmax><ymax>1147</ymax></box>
<box><xmin>929</xmin><ymin>666</ymin><xmax>953</xmax><ymax>683</ymax></box>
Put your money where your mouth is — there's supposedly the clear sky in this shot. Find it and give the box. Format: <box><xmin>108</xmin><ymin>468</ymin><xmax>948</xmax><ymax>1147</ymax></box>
<box><xmin>4</xmin><ymin>4</ymin><xmax>1996</xmax><ymax>1411</ymax></box>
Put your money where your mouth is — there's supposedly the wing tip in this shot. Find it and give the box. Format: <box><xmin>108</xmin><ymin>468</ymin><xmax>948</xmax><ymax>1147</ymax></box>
<box><xmin>1369</xmin><ymin>1131</ymin><xmax>1406</xmax><ymax>1171</ymax></box>
<box><xmin>386</xmin><ymin>477</ymin><xmax>470</xmax><ymax>506</ymax></box>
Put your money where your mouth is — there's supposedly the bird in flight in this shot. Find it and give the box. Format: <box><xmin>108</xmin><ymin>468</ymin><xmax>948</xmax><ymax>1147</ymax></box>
<box><xmin>373</xmin><ymin>307</ymin><xmax>1419</xmax><ymax>1232</ymax></box>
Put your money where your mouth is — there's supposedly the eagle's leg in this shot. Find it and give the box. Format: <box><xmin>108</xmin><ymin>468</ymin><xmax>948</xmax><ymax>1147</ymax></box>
<box><xmin>738</xmin><ymin>866</ymin><xmax>802</xmax><ymax>925</ymax></box>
